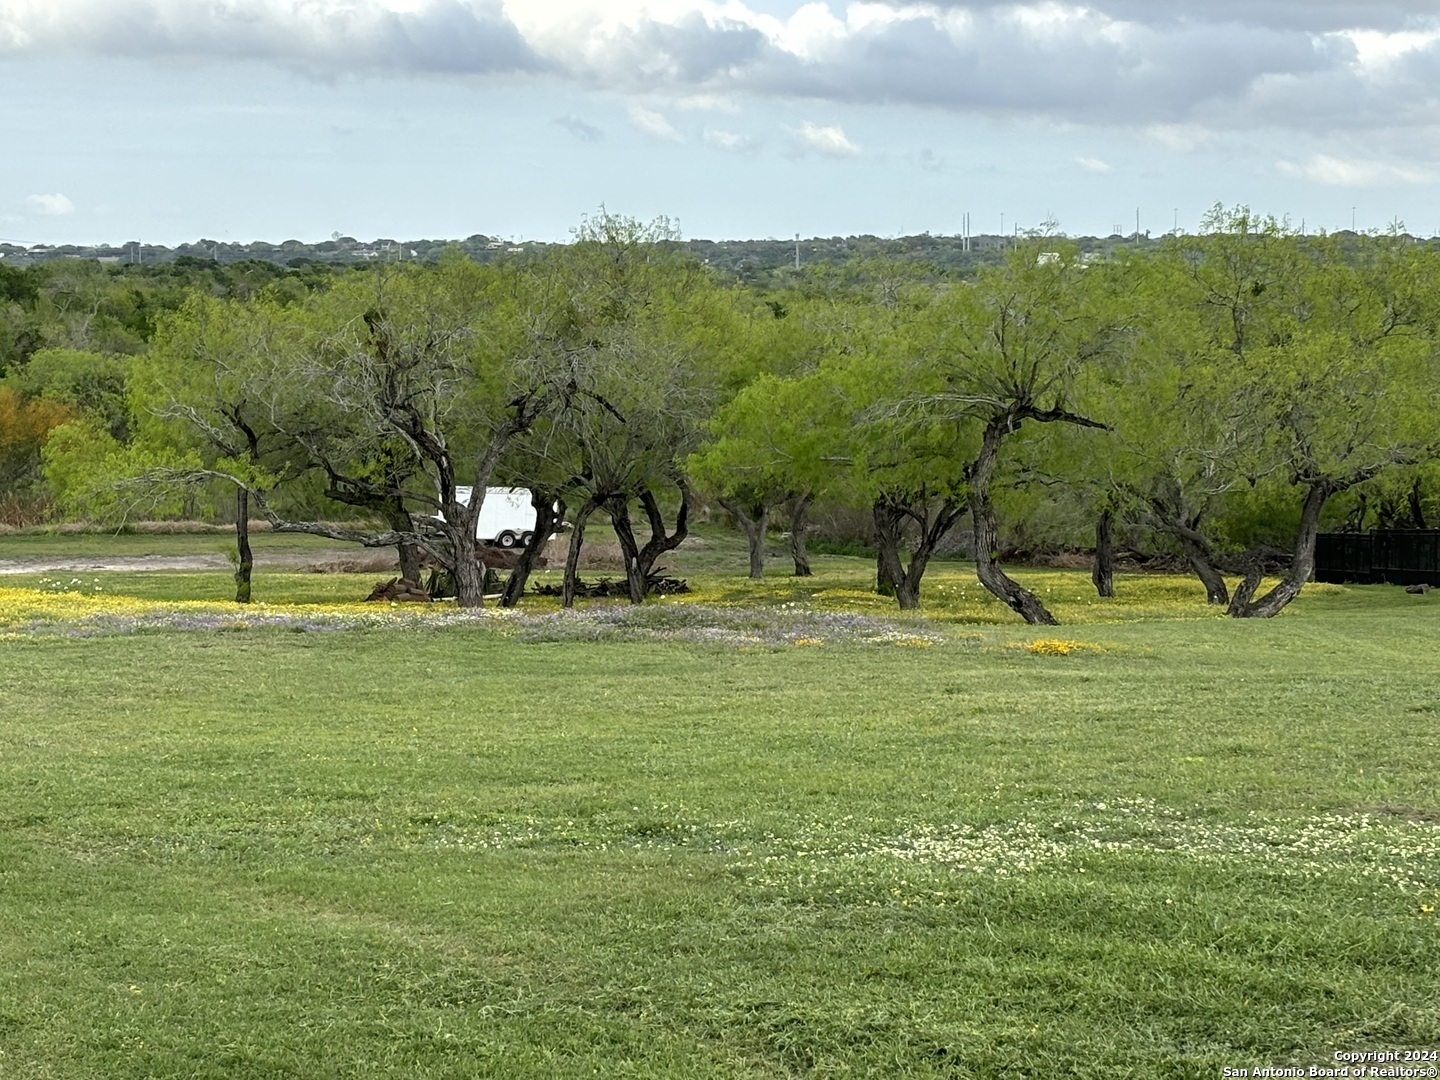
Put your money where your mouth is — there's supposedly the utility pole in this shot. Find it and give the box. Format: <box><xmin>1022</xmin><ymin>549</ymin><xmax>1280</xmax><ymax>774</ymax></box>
<box><xmin>794</xmin><ymin>233</ymin><xmax>800</xmax><ymax>271</ymax></box>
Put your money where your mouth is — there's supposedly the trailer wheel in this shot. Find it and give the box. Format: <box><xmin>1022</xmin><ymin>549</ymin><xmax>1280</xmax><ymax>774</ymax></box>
<box><xmin>521</xmin><ymin>531</ymin><xmax>535</xmax><ymax>547</ymax></box>
<box><xmin>497</xmin><ymin>531</ymin><xmax>518</xmax><ymax>548</ymax></box>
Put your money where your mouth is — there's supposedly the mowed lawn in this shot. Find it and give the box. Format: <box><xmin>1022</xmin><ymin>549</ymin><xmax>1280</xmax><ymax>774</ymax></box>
<box><xmin>1</xmin><ymin>563</ymin><xmax>1438</xmax><ymax>1078</ymax></box>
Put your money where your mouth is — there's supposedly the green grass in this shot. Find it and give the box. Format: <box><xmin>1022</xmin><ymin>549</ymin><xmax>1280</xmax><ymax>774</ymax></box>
<box><xmin>1</xmin><ymin>551</ymin><xmax>1438</xmax><ymax>1077</ymax></box>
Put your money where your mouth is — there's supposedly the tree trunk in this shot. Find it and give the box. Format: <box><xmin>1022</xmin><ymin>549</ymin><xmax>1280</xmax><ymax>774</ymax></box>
<box><xmin>788</xmin><ymin>492</ymin><xmax>813</xmax><ymax>577</ymax></box>
<box><xmin>1147</xmin><ymin>492</ymin><xmax>1229</xmax><ymax>605</ymax></box>
<box><xmin>1092</xmin><ymin>508</ymin><xmax>1114</xmax><ymax>598</ymax></box>
<box><xmin>1229</xmin><ymin>482</ymin><xmax>1332</xmax><ymax>619</ymax></box>
<box><xmin>447</xmin><ymin>409</ymin><xmax>548</xmax><ymax>607</ymax></box>
<box><xmin>1409</xmin><ymin>478</ymin><xmax>1427</xmax><ymax>530</ymax></box>
<box><xmin>607</xmin><ymin>495</ymin><xmax>647</xmax><ymax>605</ymax></box>
<box><xmin>451</xmin><ymin>527</ymin><xmax>487</xmax><ymax>608</ymax></box>
<box><xmin>1176</xmin><ymin>534</ymin><xmax>1229</xmax><ymax>606</ymax></box>
<box><xmin>872</xmin><ymin>494</ymin><xmax>964</xmax><ymax>612</ymax></box>
<box><xmin>384</xmin><ymin>502</ymin><xmax>424</xmax><ymax>583</ymax></box>
<box><xmin>630</xmin><ymin>481</ymin><xmax>691</xmax><ymax>597</ymax></box>
<box><xmin>562</xmin><ymin>497</ymin><xmax>601</xmax><ymax>609</ymax></box>
<box><xmin>973</xmin><ymin>502</ymin><xmax>1057</xmax><ymax>625</ymax></box>
<box><xmin>1225</xmin><ymin>559</ymin><xmax>1266</xmax><ymax>616</ymax></box>
<box><xmin>502</xmin><ymin>492</ymin><xmax>562</xmax><ymax>608</ymax></box>
<box><xmin>969</xmin><ymin>417</ymin><xmax>1057</xmax><ymax>625</ymax></box>
<box><xmin>718</xmin><ymin>496</ymin><xmax>769</xmax><ymax>579</ymax></box>
<box><xmin>894</xmin><ymin>558</ymin><xmax>923</xmax><ymax>611</ymax></box>
<box><xmin>233</xmin><ymin>487</ymin><xmax>253</xmax><ymax>604</ymax></box>
<box><xmin>873</xmin><ymin>500</ymin><xmax>906</xmax><ymax>601</ymax></box>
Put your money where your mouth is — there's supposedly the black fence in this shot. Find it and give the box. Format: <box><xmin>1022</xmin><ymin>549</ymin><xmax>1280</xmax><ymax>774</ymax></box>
<box><xmin>1314</xmin><ymin>530</ymin><xmax>1440</xmax><ymax>586</ymax></box>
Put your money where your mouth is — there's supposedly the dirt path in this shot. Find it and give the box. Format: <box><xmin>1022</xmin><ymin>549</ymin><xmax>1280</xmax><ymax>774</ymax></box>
<box><xmin>0</xmin><ymin>550</ymin><xmax>375</xmax><ymax>576</ymax></box>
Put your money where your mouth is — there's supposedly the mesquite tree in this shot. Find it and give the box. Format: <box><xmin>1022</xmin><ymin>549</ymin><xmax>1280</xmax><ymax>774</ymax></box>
<box><xmin>254</xmin><ymin>260</ymin><xmax>558</xmax><ymax>607</ymax></box>
<box><xmin>1216</xmin><ymin>227</ymin><xmax>1440</xmax><ymax>617</ymax></box>
<box><xmin>516</xmin><ymin>212</ymin><xmax>736</xmax><ymax>605</ymax></box>
<box><xmin>126</xmin><ymin>293</ymin><xmax>301</xmax><ymax>603</ymax></box>
<box><xmin>906</xmin><ymin>242</ymin><xmax>1125</xmax><ymax>624</ymax></box>
<box><xmin>689</xmin><ymin>373</ymin><xmax>842</xmax><ymax>580</ymax></box>
<box><xmin>1112</xmin><ymin>210</ymin><xmax>1440</xmax><ymax>617</ymax></box>
<box><xmin>828</xmin><ymin>322</ymin><xmax>974</xmax><ymax>611</ymax></box>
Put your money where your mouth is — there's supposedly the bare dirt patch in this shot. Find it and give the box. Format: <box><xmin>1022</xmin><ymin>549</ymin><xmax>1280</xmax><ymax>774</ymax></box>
<box><xmin>0</xmin><ymin>549</ymin><xmax>368</xmax><ymax>576</ymax></box>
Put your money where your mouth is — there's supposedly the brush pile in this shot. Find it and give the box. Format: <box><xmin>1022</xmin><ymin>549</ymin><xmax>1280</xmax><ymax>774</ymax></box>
<box><xmin>365</xmin><ymin>578</ymin><xmax>433</xmax><ymax>603</ymax></box>
<box><xmin>530</xmin><ymin>575</ymin><xmax>689</xmax><ymax>598</ymax></box>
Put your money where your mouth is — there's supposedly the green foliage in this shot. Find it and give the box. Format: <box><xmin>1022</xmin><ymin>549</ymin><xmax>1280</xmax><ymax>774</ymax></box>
<box><xmin>9</xmin><ymin>228</ymin><xmax>1440</xmax><ymax>618</ymax></box>
<box><xmin>512</xmin><ymin>213</ymin><xmax>740</xmax><ymax>509</ymax></box>
<box><xmin>41</xmin><ymin>415</ymin><xmax>202</xmax><ymax>521</ymax></box>
<box><xmin>688</xmin><ymin>369</ymin><xmax>845</xmax><ymax>507</ymax></box>
<box><xmin>3</xmin><ymin>347</ymin><xmax>129</xmax><ymax>438</ymax></box>
<box><xmin>1083</xmin><ymin>211</ymin><xmax>1440</xmax><ymax>603</ymax></box>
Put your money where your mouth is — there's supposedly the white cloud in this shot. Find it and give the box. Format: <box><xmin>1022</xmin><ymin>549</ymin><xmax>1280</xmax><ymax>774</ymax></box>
<box><xmin>1339</xmin><ymin>26</ymin><xmax>1440</xmax><ymax>72</ymax></box>
<box><xmin>703</xmin><ymin>127</ymin><xmax>756</xmax><ymax>153</ymax></box>
<box><xmin>3</xmin><ymin>1</ymin><xmax>1440</xmax><ymax>143</ymax></box>
<box><xmin>628</xmin><ymin>105</ymin><xmax>682</xmax><ymax>141</ymax></box>
<box><xmin>793</xmin><ymin>121</ymin><xmax>859</xmax><ymax>158</ymax></box>
<box><xmin>1276</xmin><ymin>153</ymin><xmax>1435</xmax><ymax>186</ymax></box>
<box><xmin>26</xmin><ymin>193</ymin><xmax>74</xmax><ymax>216</ymax></box>
<box><xmin>1075</xmin><ymin>155</ymin><xmax>1112</xmax><ymax>172</ymax></box>
<box><xmin>0</xmin><ymin>0</ymin><xmax>540</xmax><ymax>76</ymax></box>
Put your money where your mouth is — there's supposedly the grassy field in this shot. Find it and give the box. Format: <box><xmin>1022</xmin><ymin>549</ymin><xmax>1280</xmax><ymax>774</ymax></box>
<box><xmin>1</xmin><ymin>534</ymin><xmax>1438</xmax><ymax>1078</ymax></box>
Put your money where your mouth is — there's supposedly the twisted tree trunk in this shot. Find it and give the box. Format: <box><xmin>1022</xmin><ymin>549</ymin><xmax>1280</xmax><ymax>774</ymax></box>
<box><xmin>717</xmin><ymin>496</ymin><xmax>770</xmax><ymax>580</ymax></box>
<box><xmin>607</xmin><ymin>495</ymin><xmax>648</xmax><ymax>605</ymax></box>
<box><xmin>872</xmin><ymin>493</ymin><xmax>965</xmax><ymax>612</ymax></box>
<box><xmin>1092</xmin><ymin>507</ymin><xmax>1114</xmax><ymax>598</ymax></box>
<box><xmin>1228</xmin><ymin>481</ymin><xmax>1331</xmax><ymax>618</ymax></box>
<box><xmin>502</xmin><ymin>491</ymin><xmax>563</xmax><ymax>608</ymax></box>
<box><xmin>608</xmin><ymin>482</ymin><xmax>691</xmax><ymax>604</ymax></box>
<box><xmin>1180</xmin><ymin>534</ymin><xmax>1231</xmax><ymax>607</ymax></box>
<box><xmin>788</xmin><ymin>492</ymin><xmax>814</xmax><ymax>577</ymax></box>
<box><xmin>969</xmin><ymin>416</ymin><xmax>1057</xmax><ymax>625</ymax></box>
<box><xmin>1150</xmin><ymin>498</ymin><xmax>1229</xmax><ymax>605</ymax></box>
<box><xmin>233</xmin><ymin>487</ymin><xmax>253</xmax><ymax>604</ymax></box>
<box><xmin>562</xmin><ymin>496</ymin><xmax>602</xmax><ymax>609</ymax></box>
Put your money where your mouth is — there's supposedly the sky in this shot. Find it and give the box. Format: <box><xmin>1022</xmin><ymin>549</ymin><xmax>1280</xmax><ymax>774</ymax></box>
<box><xmin>3</xmin><ymin>0</ymin><xmax>1440</xmax><ymax>246</ymax></box>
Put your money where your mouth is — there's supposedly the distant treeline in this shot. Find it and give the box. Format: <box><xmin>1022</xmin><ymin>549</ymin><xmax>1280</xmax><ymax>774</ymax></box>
<box><xmin>11</xmin><ymin>226</ymin><xmax>1437</xmax><ymax>286</ymax></box>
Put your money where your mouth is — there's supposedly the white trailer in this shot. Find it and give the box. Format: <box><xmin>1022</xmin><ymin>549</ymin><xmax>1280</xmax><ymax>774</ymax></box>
<box><xmin>452</xmin><ymin>487</ymin><xmax>540</xmax><ymax>548</ymax></box>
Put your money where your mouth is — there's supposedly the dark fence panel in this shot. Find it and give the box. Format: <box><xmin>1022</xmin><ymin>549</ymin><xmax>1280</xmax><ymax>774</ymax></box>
<box><xmin>1315</xmin><ymin>530</ymin><xmax>1440</xmax><ymax>586</ymax></box>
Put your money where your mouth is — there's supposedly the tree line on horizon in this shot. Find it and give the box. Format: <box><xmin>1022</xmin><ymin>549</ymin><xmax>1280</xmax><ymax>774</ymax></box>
<box><xmin>4</xmin><ymin>207</ymin><xmax>1439</xmax><ymax>624</ymax></box>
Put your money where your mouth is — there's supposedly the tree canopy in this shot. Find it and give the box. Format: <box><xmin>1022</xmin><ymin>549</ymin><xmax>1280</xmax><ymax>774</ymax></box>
<box><xmin>20</xmin><ymin>208</ymin><xmax>1440</xmax><ymax>620</ymax></box>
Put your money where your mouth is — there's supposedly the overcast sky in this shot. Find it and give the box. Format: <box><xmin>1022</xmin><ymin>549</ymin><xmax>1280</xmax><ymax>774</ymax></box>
<box><xmin>4</xmin><ymin>0</ymin><xmax>1440</xmax><ymax>245</ymax></box>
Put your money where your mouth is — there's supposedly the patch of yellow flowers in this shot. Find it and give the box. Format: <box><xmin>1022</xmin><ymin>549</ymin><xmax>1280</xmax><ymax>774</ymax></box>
<box><xmin>0</xmin><ymin>586</ymin><xmax>426</xmax><ymax>630</ymax></box>
<box><xmin>1021</xmin><ymin>638</ymin><xmax>1088</xmax><ymax>656</ymax></box>
<box><xmin>0</xmin><ymin>587</ymin><xmax>203</xmax><ymax>627</ymax></box>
